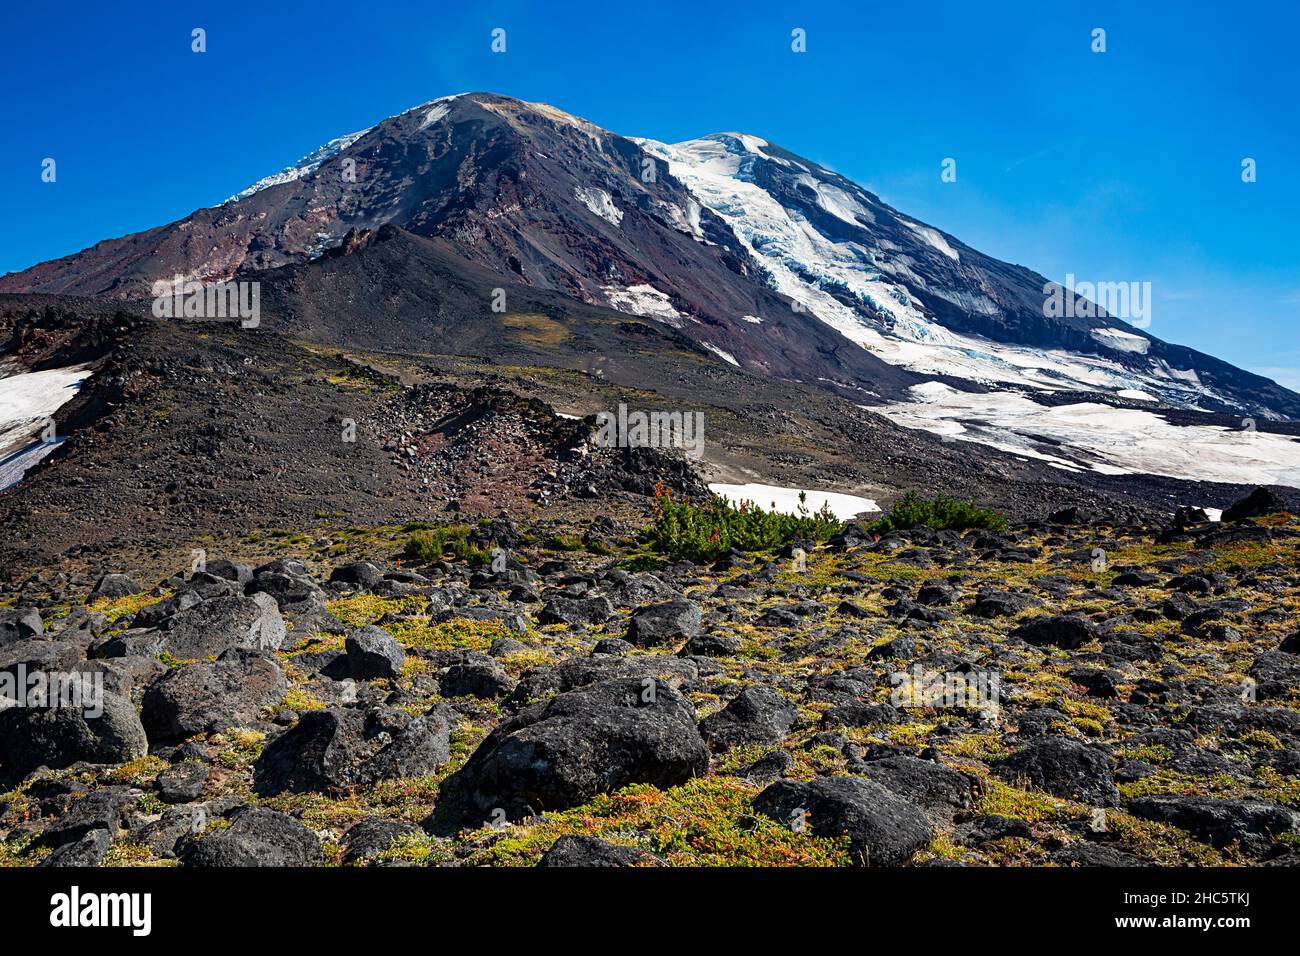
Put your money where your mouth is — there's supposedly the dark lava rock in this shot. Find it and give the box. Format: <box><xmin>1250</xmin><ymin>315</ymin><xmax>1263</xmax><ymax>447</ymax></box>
<box><xmin>734</xmin><ymin>749</ymin><xmax>795</xmax><ymax>784</ymax></box>
<box><xmin>867</xmin><ymin>636</ymin><xmax>917</xmax><ymax>660</ymax></box>
<box><xmin>0</xmin><ymin>607</ymin><xmax>43</xmax><ymax>645</ymax></box>
<box><xmin>1127</xmin><ymin>795</ymin><xmax>1298</xmax><ymax>851</ymax></box>
<box><xmin>916</xmin><ymin>583</ymin><xmax>960</xmax><ymax>606</ymax></box>
<box><xmin>822</xmin><ymin>703</ymin><xmax>901</xmax><ymax>728</ymax></box>
<box><xmin>247</xmin><ymin>559</ymin><xmax>323</xmax><ymax>612</ymax></box>
<box><xmin>341</xmin><ymin>818</ymin><xmax>421</xmax><ymax>865</ymax></box>
<box><xmin>853</xmin><ymin>755</ymin><xmax>978</xmax><ymax>817</ymax></box>
<box><xmin>436</xmin><ymin>677</ymin><xmax>707</xmax><ymax>827</ymax></box>
<box><xmin>1222</xmin><ymin>487</ymin><xmax>1288</xmax><ymax>523</ymax></box>
<box><xmin>1067</xmin><ymin>667</ymin><xmax>1122</xmax><ymax>698</ymax></box>
<box><xmin>345</xmin><ymin>625</ymin><xmax>406</xmax><ymax>680</ymax></box>
<box><xmin>488</xmin><ymin>637</ymin><xmax>528</xmax><ymax>657</ymax></box>
<box><xmin>329</xmin><ymin>561</ymin><xmax>386</xmax><ymax>590</ymax></box>
<box><xmin>155</xmin><ymin>761</ymin><xmax>209</xmax><ymax>803</ymax></box>
<box><xmin>994</xmin><ymin>738</ymin><xmax>1118</xmax><ymax>806</ymax></box>
<box><xmin>157</xmin><ymin>593</ymin><xmax>286</xmax><ymax>659</ymax></box>
<box><xmin>1011</xmin><ymin>614</ymin><xmax>1098</xmax><ymax>650</ymax></box>
<box><xmin>39</xmin><ymin>827</ymin><xmax>113</xmax><ymax>867</ymax></box>
<box><xmin>960</xmin><ymin>815</ymin><xmax>1033</xmax><ymax>845</ymax></box>
<box><xmin>440</xmin><ymin>656</ymin><xmax>516</xmax><ymax>699</ymax></box>
<box><xmin>1051</xmin><ymin>842</ymin><xmax>1143</xmax><ymax>867</ymax></box>
<box><xmin>87</xmin><ymin>573</ymin><xmax>141</xmax><ymax>602</ymax></box>
<box><xmin>969</xmin><ymin>591</ymin><xmax>1038</xmax><ymax>619</ymax></box>
<box><xmin>1249</xmin><ymin>651</ymin><xmax>1300</xmax><ymax>701</ymax></box>
<box><xmin>681</xmin><ymin>633</ymin><xmax>742</xmax><ymax>657</ymax></box>
<box><xmin>626</xmin><ymin>598</ymin><xmax>702</xmax><ymax>647</ymax></box>
<box><xmin>253</xmin><ymin>706</ymin><xmax>451</xmax><ymax>795</ymax></box>
<box><xmin>699</xmin><ymin>685</ymin><xmax>797</xmax><ymax>751</ymax></box>
<box><xmin>0</xmin><ymin>691</ymin><xmax>147</xmax><ymax>788</ymax></box>
<box><xmin>141</xmin><ymin>648</ymin><xmax>286</xmax><ymax>742</ymax></box>
<box><xmin>183</xmin><ymin>807</ymin><xmax>323</xmax><ymax>867</ymax></box>
<box><xmin>536</xmin><ymin>834</ymin><xmax>665</xmax><ymax>867</ymax></box>
<box><xmin>508</xmin><ymin>654</ymin><xmax>698</xmax><ymax>707</ymax></box>
<box><xmin>37</xmin><ymin>785</ymin><xmax>136</xmax><ymax>848</ymax></box>
<box><xmin>204</xmin><ymin>559</ymin><xmax>253</xmax><ymax>585</ymax></box>
<box><xmin>754</xmin><ymin>606</ymin><xmax>801</xmax><ymax>628</ymax></box>
<box><xmin>537</xmin><ymin>595</ymin><xmax>615</xmax><ymax>627</ymax></box>
<box><xmin>752</xmin><ymin>776</ymin><xmax>933</xmax><ymax>865</ymax></box>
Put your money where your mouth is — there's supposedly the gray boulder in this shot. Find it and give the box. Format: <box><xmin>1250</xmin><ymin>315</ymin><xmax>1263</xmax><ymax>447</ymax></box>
<box><xmin>345</xmin><ymin>626</ymin><xmax>405</xmax><ymax>680</ymax></box>
<box><xmin>183</xmin><ymin>807</ymin><xmax>323</xmax><ymax>867</ymax></box>
<box><xmin>699</xmin><ymin>685</ymin><xmax>797</xmax><ymax>751</ymax></box>
<box><xmin>1127</xmin><ymin>795</ymin><xmax>1299</xmax><ymax>851</ymax></box>
<box><xmin>87</xmin><ymin>573</ymin><xmax>141</xmax><ymax>602</ymax></box>
<box><xmin>252</xmin><ymin>706</ymin><xmax>451</xmax><ymax>795</ymax></box>
<box><xmin>627</xmin><ymin>598</ymin><xmax>702</xmax><ymax>646</ymax></box>
<box><xmin>141</xmin><ymin>648</ymin><xmax>286</xmax><ymax>741</ymax></box>
<box><xmin>0</xmin><ymin>691</ymin><xmax>147</xmax><ymax>787</ymax></box>
<box><xmin>0</xmin><ymin>607</ymin><xmax>43</xmax><ymax>646</ymax></box>
<box><xmin>437</xmin><ymin>677</ymin><xmax>708</xmax><ymax>827</ymax></box>
<box><xmin>994</xmin><ymin>738</ymin><xmax>1118</xmax><ymax>806</ymax></box>
<box><xmin>1011</xmin><ymin>614</ymin><xmax>1098</xmax><ymax>649</ymax></box>
<box><xmin>157</xmin><ymin>593</ymin><xmax>285</xmax><ymax>659</ymax></box>
<box><xmin>753</xmin><ymin>776</ymin><xmax>933</xmax><ymax>865</ymax></box>
<box><xmin>537</xmin><ymin>834</ymin><xmax>665</xmax><ymax>867</ymax></box>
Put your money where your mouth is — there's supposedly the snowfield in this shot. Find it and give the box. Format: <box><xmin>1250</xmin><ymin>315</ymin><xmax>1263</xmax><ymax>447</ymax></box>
<box><xmin>874</xmin><ymin>382</ymin><xmax>1300</xmax><ymax>486</ymax></box>
<box><xmin>0</xmin><ymin>365</ymin><xmax>92</xmax><ymax>489</ymax></box>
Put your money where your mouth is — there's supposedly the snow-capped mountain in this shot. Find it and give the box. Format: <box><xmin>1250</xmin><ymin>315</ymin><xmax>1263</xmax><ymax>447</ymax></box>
<box><xmin>2</xmin><ymin>92</ymin><xmax>1296</xmax><ymax>487</ymax></box>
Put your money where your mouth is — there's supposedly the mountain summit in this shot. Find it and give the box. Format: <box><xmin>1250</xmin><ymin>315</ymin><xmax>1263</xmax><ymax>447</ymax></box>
<box><xmin>4</xmin><ymin>92</ymin><xmax>1298</xmax><ymax>484</ymax></box>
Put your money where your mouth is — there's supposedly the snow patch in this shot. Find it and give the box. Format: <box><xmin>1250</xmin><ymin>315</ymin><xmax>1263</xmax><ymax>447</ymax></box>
<box><xmin>1092</xmin><ymin>328</ymin><xmax>1151</xmax><ymax>355</ymax></box>
<box><xmin>709</xmin><ymin>482</ymin><xmax>879</xmax><ymax>520</ymax></box>
<box><xmin>702</xmin><ymin>343</ymin><xmax>740</xmax><ymax>367</ymax></box>
<box><xmin>574</xmin><ymin>186</ymin><xmax>623</xmax><ymax>226</ymax></box>
<box><xmin>903</xmin><ymin>220</ymin><xmax>959</xmax><ymax>261</ymax></box>
<box><xmin>0</xmin><ymin>365</ymin><xmax>92</xmax><ymax>490</ymax></box>
<box><xmin>796</xmin><ymin>174</ymin><xmax>872</xmax><ymax>227</ymax></box>
<box><xmin>418</xmin><ymin>102</ymin><xmax>452</xmax><ymax>130</ymax></box>
<box><xmin>601</xmin><ymin>284</ymin><xmax>684</xmax><ymax>326</ymax></box>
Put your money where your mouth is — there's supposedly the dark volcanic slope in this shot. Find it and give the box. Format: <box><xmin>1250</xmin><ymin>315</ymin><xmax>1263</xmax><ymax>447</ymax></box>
<box><xmin>250</xmin><ymin>224</ymin><xmax>921</xmax><ymax>398</ymax></box>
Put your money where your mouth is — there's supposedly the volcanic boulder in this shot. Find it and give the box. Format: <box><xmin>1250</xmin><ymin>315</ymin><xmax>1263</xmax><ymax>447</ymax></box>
<box><xmin>436</xmin><ymin>677</ymin><xmax>708</xmax><ymax>827</ymax></box>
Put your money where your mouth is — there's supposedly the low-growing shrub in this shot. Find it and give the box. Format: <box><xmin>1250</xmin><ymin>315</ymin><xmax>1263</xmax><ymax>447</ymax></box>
<box><xmin>645</xmin><ymin>484</ymin><xmax>842</xmax><ymax>563</ymax></box>
<box><xmin>402</xmin><ymin>525</ymin><xmax>492</xmax><ymax>566</ymax></box>
<box><xmin>867</xmin><ymin>492</ymin><xmax>1007</xmax><ymax>534</ymax></box>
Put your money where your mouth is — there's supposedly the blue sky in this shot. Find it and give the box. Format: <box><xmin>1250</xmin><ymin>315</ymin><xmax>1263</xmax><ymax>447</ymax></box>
<box><xmin>2</xmin><ymin>0</ymin><xmax>1297</xmax><ymax>387</ymax></box>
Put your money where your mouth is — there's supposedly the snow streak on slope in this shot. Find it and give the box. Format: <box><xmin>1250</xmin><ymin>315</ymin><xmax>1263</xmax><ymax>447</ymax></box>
<box><xmin>223</xmin><ymin>129</ymin><xmax>372</xmax><ymax>204</ymax></box>
<box><xmin>636</xmin><ymin>135</ymin><xmax>946</xmax><ymax>350</ymax></box>
<box><xmin>637</xmin><ymin>133</ymin><xmax>1235</xmax><ymax>406</ymax></box>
